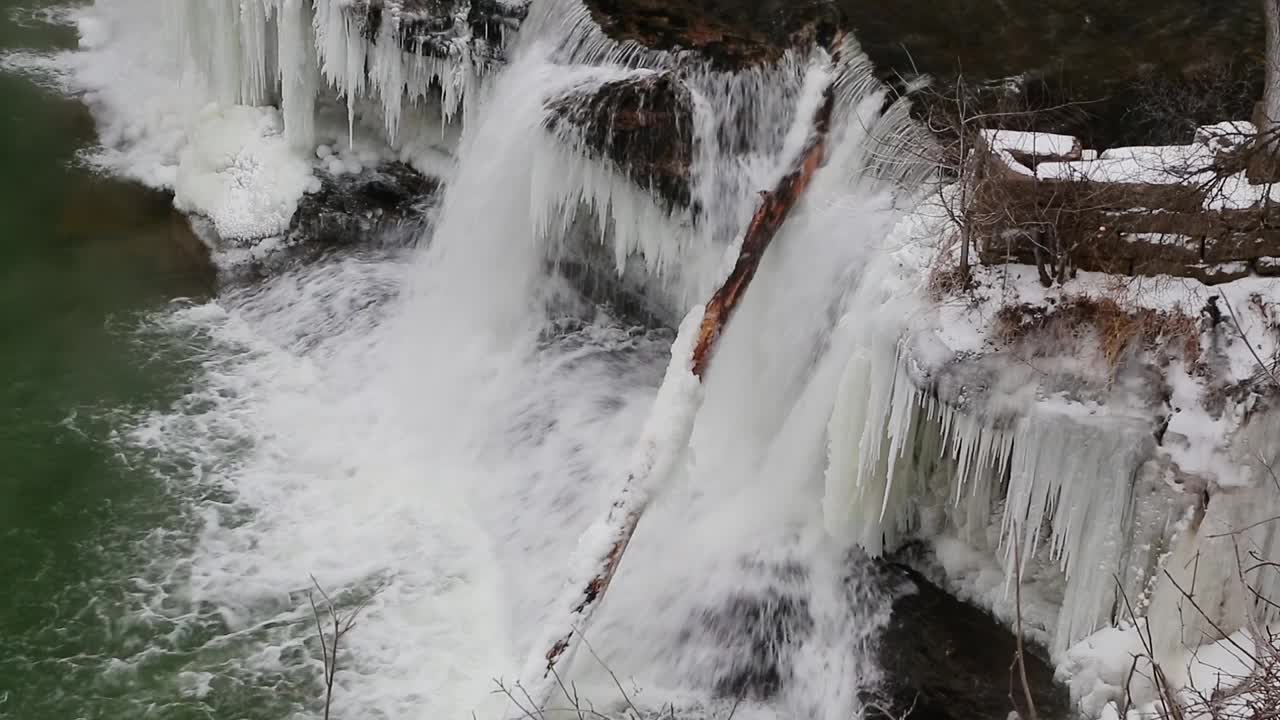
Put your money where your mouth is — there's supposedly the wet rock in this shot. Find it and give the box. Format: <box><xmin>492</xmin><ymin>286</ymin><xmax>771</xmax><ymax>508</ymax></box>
<box><xmin>681</xmin><ymin>589</ymin><xmax>814</xmax><ymax>701</ymax></box>
<box><xmin>554</xmin><ymin>257</ymin><xmax>674</xmax><ymax>328</ymax></box>
<box><xmin>187</xmin><ymin>162</ymin><xmax>438</xmax><ymax>283</ymax></box>
<box><xmin>288</xmin><ymin>162</ymin><xmax>437</xmax><ymax>249</ymax></box>
<box><xmin>839</xmin><ymin>0</ymin><xmax>1262</xmax><ymax>149</ymax></box>
<box><xmin>871</xmin><ymin>561</ymin><xmax>1071</xmax><ymax>720</ymax></box>
<box><xmin>545</xmin><ymin>73</ymin><xmax>695</xmax><ymax>212</ymax></box>
<box><xmin>61</xmin><ymin>180</ymin><xmax>217</xmax><ymax>296</ymax></box>
<box><xmin>1204</xmin><ymin>230</ymin><xmax>1280</xmax><ymax>263</ymax></box>
<box><xmin>357</xmin><ymin>0</ymin><xmax>526</xmax><ymax>64</ymax></box>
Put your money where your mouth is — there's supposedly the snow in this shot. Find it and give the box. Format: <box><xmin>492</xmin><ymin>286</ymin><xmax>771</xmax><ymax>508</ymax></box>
<box><xmin>1194</xmin><ymin>121</ymin><xmax>1256</xmax><ymax>147</ymax></box>
<box><xmin>981</xmin><ymin>128</ymin><xmax>1081</xmax><ymax>159</ymax></box>
<box><xmin>173</xmin><ymin>105</ymin><xmax>317</xmax><ymax>240</ymax></box>
<box><xmin>1057</xmin><ymin>623</ymin><xmax>1272</xmax><ymax>720</ymax></box>
<box><xmin>17</xmin><ymin>0</ymin><xmax>1280</xmax><ymax>713</ymax></box>
<box><xmin>1119</xmin><ymin>232</ymin><xmax>1197</xmax><ymax>248</ymax></box>
<box><xmin>1037</xmin><ymin>146</ymin><xmax>1210</xmax><ymax>185</ymax></box>
<box><xmin>1183</xmin><ymin>629</ymin><xmax>1257</xmax><ymax>698</ymax></box>
<box><xmin>1157</xmin><ymin>363</ymin><xmax>1248</xmax><ymax>488</ymax></box>
<box><xmin>995</xmin><ymin>149</ymin><xmax>1037</xmax><ymax>176</ymax></box>
<box><xmin>35</xmin><ymin>0</ymin><xmax>483</xmax><ymax>242</ymax></box>
<box><xmin>1031</xmin><ymin>135</ymin><xmax>1280</xmax><ymax>210</ymax></box>
<box><xmin>988</xmin><ymin>119</ymin><xmax>1272</xmax><ymax>212</ymax></box>
<box><xmin>1194</xmin><ymin>122</ymin><xmax>1257</xmax><ymax>175</ymax></box>
<box><xmin>825</xmin><ymin>191</ymin><xmax>1158</xmax><ymax>654</ymax></box>
<box><xmin>1057</xmin><ymin>623</ymin><xmax>1155</xmax><ymax>718</ymax></box>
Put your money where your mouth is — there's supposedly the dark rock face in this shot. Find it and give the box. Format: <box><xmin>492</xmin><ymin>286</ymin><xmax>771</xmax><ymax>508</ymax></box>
<box><xmin>871</xmin><ymin>562</ymin><xmax>1071</xmax><ymax>720</ymax></box>
<box><xmin>358</xmin><ymin>0</ymin><xmax>527</xmax><ymax>64</ymax></box>
<box><xmin>843</xmin><ymin>0</ymin><xmax>1262</xmax><ymax>148</ymax></box>
<box><xmin>545</xmin><ymin>73</ymin><xmax>695</xmax><ymax>212</ymax></box>
<box><xmin>682</xmin><ymin>589</ymin><xmax>815</xmax><ymax>701</ymax></box>
<box><xmin>582</xmin><ymin>0</ymin><xmax>840</xmax><ymax>67</ymax></box>
<box><xmin>289</xmin><ymin>163</ymin><xmax>438</xmax><ymax>249</ymax></box>
<box><xmin>187</xmin><ymin>162</ymin><xmax>439</xmax><ymax>284</ymax></box>
<box><xmin>581</xmin><ymin>0</ymin><xmax>1262</xmax><ymax>148</ymax></box>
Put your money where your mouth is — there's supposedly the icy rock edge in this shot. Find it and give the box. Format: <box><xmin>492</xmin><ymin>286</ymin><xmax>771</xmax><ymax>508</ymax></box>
<box><xmin>822</xmin><ymin>186</ymin><xmax>1280</xmax><ymax>719</ymax></box>
<box><xmin>69</xmin><ymin>0</ymin><xmax>522</xmax><ymax>245</ymax></box>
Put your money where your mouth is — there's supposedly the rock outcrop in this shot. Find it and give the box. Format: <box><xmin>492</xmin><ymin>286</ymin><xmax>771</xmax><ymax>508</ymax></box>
<box><xmin>359</xmin><ymin>0</ymin><xmax>528</xmax><ymax>63</ymax></box>
<box><xmin>545</xmin><ymin>73</ymin><xmax>695</xmax><ymax>212</ymax></box>
<box><xmin>288</xmin><ymin>162</ymin><xmax>438</xmax><ymax>249</ymax></box>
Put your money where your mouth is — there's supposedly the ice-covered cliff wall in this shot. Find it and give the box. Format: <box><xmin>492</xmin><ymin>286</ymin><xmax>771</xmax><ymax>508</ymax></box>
<box><xmin>71</xmin><ymin>0</ymin><xmax>523</xmax><ymax>241</ymax></box>
<box><xmin>821</xmin><ymin>197</ymin><xmax>1280</xmax><ymax>669</ymax></box>
<box><xmin>169</xmin><ymin>0</ymin><xmax>521</xmax><ymax>147</ymax></box>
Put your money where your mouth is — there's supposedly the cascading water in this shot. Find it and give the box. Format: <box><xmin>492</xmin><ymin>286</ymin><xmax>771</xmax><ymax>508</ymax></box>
<box><xmin>57</xmin><ymin>0</ymin><xmax>932</xmax><ymax>718</ymax></box>
<box><xmin>9</xmin><ymin>1</ymin><xmax>1280</xmax><ymax>716</ymax></box>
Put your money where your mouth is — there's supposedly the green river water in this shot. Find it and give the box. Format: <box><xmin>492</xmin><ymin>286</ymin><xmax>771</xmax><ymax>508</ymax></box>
<box><xmin>0</xmin><ymin>2</ymin><xmax>222</xmax><ymax>716</ymax></box>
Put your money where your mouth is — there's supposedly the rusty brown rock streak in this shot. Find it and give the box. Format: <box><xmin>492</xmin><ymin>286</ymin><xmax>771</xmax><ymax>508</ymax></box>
<box><xmin>534</xmin><ymin>37</ymin><xmax>844</xmax><ymax>692</ymax></box>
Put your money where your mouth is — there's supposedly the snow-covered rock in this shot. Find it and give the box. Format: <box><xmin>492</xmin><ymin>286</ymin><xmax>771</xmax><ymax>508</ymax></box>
<box><xmin>174</xmin><ymin>106</ymin><xmax>316</xmax><ymax>240</ymax></box>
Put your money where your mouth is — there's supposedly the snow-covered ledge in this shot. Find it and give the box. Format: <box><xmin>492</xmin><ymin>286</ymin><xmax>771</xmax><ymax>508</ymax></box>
<box><xmin>822</xmin><ymin>190</ymin><xmax>1280</xmax><ymax>717</ymax></box>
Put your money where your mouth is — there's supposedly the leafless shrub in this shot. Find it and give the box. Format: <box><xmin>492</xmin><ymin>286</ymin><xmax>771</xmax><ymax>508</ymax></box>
<box><xmin>308</xmin><ymin>577</ymin><xmax>379</xmax><ymax>720</ymax></box>
<box><xmin>492</xmin><ymin>634</ymin><xmax>746</xmax><ymax>720</ymax></box>
<box><xmin>993</xmin><ymin>296</ymin><xmax>1201</xmax><ymax>370</ymax></box>
<box><xmin>1123</xmin><ymin>63</ymin><xmax>1262</xmax><ymax>147</ymax></box>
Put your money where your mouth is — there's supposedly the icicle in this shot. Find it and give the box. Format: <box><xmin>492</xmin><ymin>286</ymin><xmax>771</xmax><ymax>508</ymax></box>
<box><xmin>206</xmin><ymin>0</ymin><xmax>245</xmax><ymax>106</ymax></box>
<box><xmin>275</xmin><ymin>0</ymin><xmax>319</xmax><ymax>149</ymax></box>
<box><xmin>528</xmin><ymin>130</ymin><xmax>709</xmax><ymax>308</ymax></box>
<box><xmin>824</xmin><ymin>337</ymin><xmax>1157</xmax><ymax>656</ymax></box>
<box><xmin>368</xmin><ymin>18</ymin><xmax>406</xmax><ymax>142</ymax></box>
<box><xmin>238</xmin><ymin>0</ymin><xmax>273</xmax><ymax>107</ymax></box>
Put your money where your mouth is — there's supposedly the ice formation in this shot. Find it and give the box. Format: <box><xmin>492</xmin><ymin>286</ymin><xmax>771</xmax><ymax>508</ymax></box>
<box><xmin>61</xmin><ymin>0</ymin><xmax>507</xmax><ymax>239</ymax></box>
<box><xmin>823</xmin><ymin>189</ymin><xmax>1280</xmax><ymax>669</ymax></box>
<box><xmin>173</xmin><ymin>105</ymin><xmax>318</xmax><ymax>240</ymax></box>
<box><xmin>824</xmin><ymin>339</ymin><xmax>1162</xmax><ymax>656</ymax></box>
<box><xmin>173</xmin><ymin>0</ymin><xmax>490</xmax><ymax>147</ymax></box>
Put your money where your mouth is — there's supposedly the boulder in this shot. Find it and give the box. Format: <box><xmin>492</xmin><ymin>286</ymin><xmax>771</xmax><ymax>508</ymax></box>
<box><xmin>545</xmin><ymin>73</ymin><xmax>695</xmax><ymax>212</ymax></box>
<box><xmin>288</xmin><ymin>162</ymin><xmax>438</xmax><ymax>249</ymax></box>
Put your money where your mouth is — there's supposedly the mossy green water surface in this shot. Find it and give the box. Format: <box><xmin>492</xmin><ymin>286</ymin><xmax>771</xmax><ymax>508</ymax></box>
<box><xmin>0</xmin><ymin>3</ymin><xmax>219</xmax><ymax>716</ymax></box>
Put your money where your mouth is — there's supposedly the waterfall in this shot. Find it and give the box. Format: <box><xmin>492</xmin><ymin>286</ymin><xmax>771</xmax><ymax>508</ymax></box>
<box><xmin>52</xmin><ymin>0</ymin><xmax>1279</xmax><ymax>716</ymax></box>
<box><xmin>64</xmin><ymin>0</ymin><xmax>934</xmax><ymax>717</ymax></box>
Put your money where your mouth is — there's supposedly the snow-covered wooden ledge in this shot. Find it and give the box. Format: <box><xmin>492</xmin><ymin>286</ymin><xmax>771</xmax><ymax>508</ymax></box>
<box><xmin>970</xmin><ymin>124</ymin><xmax>1280</xmax><ymax>285</ymax></box>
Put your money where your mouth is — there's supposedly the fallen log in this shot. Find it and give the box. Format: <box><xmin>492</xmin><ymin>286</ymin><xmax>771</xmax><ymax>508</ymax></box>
<box><xmin>516</xmin><ymin>38</ymin><xmax>845</xmax><ymax>709</ymax></box>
